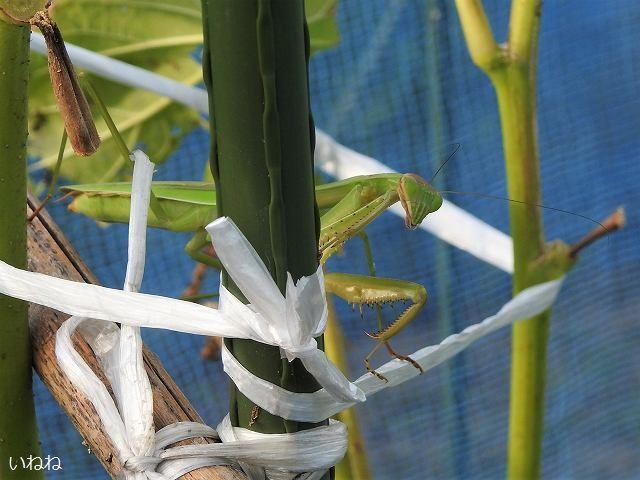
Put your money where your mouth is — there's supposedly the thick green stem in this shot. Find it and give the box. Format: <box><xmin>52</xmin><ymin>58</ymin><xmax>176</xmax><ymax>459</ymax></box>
<box><xmin>491</xmin><ymin>66</ymin><xmax>544</xmax><ymax>278</ymax></box>
<box><xmin>0</xmin><ymin>19</ymin><xmax>43</xmax><ymax>479</ymax></box>
<box><xmin>201</xmin><ymin>0</ymin><xmax>325</xmax><ymax>458</ymax></box>
<box><xmin>492</xmin><ymin>65</ymin><xmax>548</xmax><ymax>480</ymax></box>
<box><xmin>455</xmin><ymin>1</ymin><xmax>551</xmax><ymax>478</ymax></box>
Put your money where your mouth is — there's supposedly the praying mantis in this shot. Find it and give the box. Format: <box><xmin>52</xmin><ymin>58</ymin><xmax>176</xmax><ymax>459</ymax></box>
<box><xmin>61</xmin><ymin>173</ymin><xmax>443</xmax><ymax>379</ymax></box>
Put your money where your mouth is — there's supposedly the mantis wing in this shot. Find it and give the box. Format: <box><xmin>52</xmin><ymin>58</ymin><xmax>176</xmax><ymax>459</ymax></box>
<box><xmin>62</xmin><ymin>181</ymin><xmax>216</xmax><ymax>232</ymax></box>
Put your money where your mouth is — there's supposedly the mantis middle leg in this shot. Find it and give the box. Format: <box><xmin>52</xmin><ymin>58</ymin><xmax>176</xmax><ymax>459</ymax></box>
<box><xmin>184</xmin><ymin>229</ymin><xmax>223</xmax><ymax>270</ymax></box>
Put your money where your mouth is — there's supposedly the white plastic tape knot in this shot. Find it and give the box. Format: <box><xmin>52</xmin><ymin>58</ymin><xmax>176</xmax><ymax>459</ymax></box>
<box><xmin>1</xmin><ymin>150</ymin><xmax>350</xmax><ymax>478</ymax></box>
<box><xmin>206</xmin><ymin>217</ymin><xmax>366</xmax><ymax>404</ymax></box>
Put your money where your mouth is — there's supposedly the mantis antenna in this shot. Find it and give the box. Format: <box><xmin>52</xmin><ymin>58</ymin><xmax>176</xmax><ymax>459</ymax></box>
<box><xmin>427</xmin><ymin>143</ymin><xmax>611</xmax><ymax>234</ymax></box>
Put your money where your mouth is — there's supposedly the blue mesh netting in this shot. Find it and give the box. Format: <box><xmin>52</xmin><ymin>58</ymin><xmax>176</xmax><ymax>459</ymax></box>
<box><xmin>32</xmin><ymin>1</ymin><xmax>638</xmax><ymax>478</ymax></box>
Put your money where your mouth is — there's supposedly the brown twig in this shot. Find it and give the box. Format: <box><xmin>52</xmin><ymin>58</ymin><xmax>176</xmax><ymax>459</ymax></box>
<box><xmin>201</xmin><ymin>336</ymin><xmax>223</xmax><ymax>361</ymax></box>
<box><xmin>569</xmin><ymin>207</ymin><xmax>626</xmax><ymax>258</ymax></box>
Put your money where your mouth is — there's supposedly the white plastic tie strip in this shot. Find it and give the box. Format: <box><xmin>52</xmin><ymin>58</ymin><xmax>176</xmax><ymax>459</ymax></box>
<box><xmin>30</xmin><ymin>34</ymin><xmax>514</xmax><ymax>273</ymax></box>
<box><xmin>220</xmin><ymin>278</ymin><xmax>563</xmax><ymax>422</ymax></box>
<box><xmin>54</xmin><ymin>151</ymin><xmax>155</xmax><ymax>477</ymax></box>
<box><xmin>19</xmin><ymin>31</ymin><xmax>566</xmax><ymax>479</ymax></box>
<box><xmin>14</xmin><ymin>151</ymin><xmax>350</xmax><ymax>478</ymax></box>
<box><xmin>20</xmin><ymin>37</ymin><xmax>556</xmax><ymax>477</ymax></box>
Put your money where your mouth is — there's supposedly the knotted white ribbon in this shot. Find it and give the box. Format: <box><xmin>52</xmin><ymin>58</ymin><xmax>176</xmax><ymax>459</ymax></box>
<box><xmin>2</xmin><ymin>213</ymin><xmax>365</xmax><ymax>405</ymax></box>
<box><xmin>207</xmin><ymin>218</ymin><xmax>365</xmax><ymax>403</ymax></box>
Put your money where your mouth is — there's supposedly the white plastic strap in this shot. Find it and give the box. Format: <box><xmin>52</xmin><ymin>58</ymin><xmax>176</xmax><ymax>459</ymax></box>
<box><xmin>1</xmin><ymin>204</ymin><xmax>562</xmax><ymax>420</ymax></box>
<box><xmin>206</xmin><ymin>219</ymin><xmax>365</xmax><ymax>403</ymax></box>
<box><xmin>26</xmin><ymin>152</ymin><xmax>347</xmax><ymax>478</ymax></box>
<box><xmin>7</xmin><ymin>150</ymin><xmax>560</xmax><ymax>477</ymax></box>
<box><xmin>29</xmin><ymin>35</ymin><xmax>514</xmax><ymax>272</ymax></box>
<box><xmin>54</xmin><ymin>151</ymin><xmax>156</xmax><ymax>478</ymax></box>
<box><xmin>221</xmin><ymin>278</ymin><xmax>564</xmax><ymax>422</ymax></box>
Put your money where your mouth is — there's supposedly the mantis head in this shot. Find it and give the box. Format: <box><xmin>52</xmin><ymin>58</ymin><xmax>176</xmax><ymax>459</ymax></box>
<box><xmin>398</xmin><ymin>174</ymin><xmax>443</xmax><ymax>228</ymax></box>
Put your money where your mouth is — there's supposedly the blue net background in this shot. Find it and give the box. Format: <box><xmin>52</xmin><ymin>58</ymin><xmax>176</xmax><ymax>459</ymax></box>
<box><xmin>31</xmin><ymin>1</ymin><xmax>638</xmax><ymax>478</ymax></box>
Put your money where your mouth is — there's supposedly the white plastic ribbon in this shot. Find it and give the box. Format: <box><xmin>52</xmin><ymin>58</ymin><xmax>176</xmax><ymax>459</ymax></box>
<box><xmin>159</xmin><ymin>415</ymin><xmax>346</xmax><ymax>476</ymax></box>
<box><xmin>23</xmin><ymin>151</ymin><xmax>348</xmax><ymax>478</ymax></box>
<box><xmin>0</xmin><ymin>219</ymin><xmax>363</xmax><ymax>403</ymax></box>
<box><xmin>206</xmin><ymin>218</ymin><xmax>365</xmax><ymax>403</ymax></box>
<box><xmin>54</xmin><ymin>151</ymin><xmax>156</xmax><ymax>479</ymax></box>
<box><xmin>1</xmin><ymin>194</ymin><xmax>563</xmax><ymax>417</ymax></box>
<box><xmin>221</xmin><ymin>278</ymin><xmax>564</xmax><ymax>422</ymax></box>
<box><xmin>143</xmin><ymin>418</ymin><xmax>346</xmax><ymax>480</ymax></box>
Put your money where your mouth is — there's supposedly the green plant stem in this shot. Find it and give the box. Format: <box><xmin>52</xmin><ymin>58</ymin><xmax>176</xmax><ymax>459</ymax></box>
<box><xmin>201</xmin><ymin>1</ymin><xmax>326</xmax><ymax>468</ymax></box>
<box><xmin>508</xmin><ymin>0</ymin><xmax>541</xmax><ymax>62</ymax></box>
<box><xmin>454</xmin><ymin>0</ymin><xmax>503</xmax><ymax>71</ymax></box>
<box><xmin>455</xmin><ymin>1</ymin><xmax>550</xmax><ymax>478</ymax></box>
<box><xmin>0</xmin><ymin>19</ymin><xmax>43</xmax><ymax>479</ymax></box>
<box><xmin>492</xmin><ymin>65</ymin><xmax>548</xmax><ymax>480</ymax></box>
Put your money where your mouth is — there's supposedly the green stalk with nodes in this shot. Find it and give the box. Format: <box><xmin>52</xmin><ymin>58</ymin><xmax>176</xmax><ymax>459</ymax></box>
<box><xmin>0</xmin><ymin>16</ymin><xmax>43</xmax><ymax>480</ymax></box>
<box><xmin>454</xmin><ymin>1</ymin><xmax>571</xmax><ymax>477</ymax></box>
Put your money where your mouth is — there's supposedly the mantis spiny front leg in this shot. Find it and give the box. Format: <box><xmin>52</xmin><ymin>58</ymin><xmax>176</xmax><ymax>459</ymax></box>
<box><xmin>324</xmin><ymin>273</ymin><xmax>427</xmax><ymax>381</ymax></box>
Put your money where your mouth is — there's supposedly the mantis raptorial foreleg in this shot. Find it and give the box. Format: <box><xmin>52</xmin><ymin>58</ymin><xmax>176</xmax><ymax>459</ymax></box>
<box><xmin>362</xmin><ymin>231</ymin><xmax>424</xmax><ymax>381</ymax></box>
<box><xmin>324</xmin><ymin>272</ymin><xmax>427</xmax><ymax>381</ymax></box>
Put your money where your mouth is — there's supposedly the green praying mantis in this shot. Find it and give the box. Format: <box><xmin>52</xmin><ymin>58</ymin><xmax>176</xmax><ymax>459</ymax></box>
<box><xmin>25</xmin><ymin>68</ymin><xmax>442</xmax><ymax>379</ymax></box>
<box><xmin>61</xmin><ymin>173</ymin><xmax>443</xmax><ymax>379</ymax></box>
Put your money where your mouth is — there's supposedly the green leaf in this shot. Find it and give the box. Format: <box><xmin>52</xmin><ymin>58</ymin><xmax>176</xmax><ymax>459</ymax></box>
<box><xmin>0</xmin><ymin>1</ymin><xmax>47</xmax><ymax>23</ymax></box>
<box><xmin>306</xmin><ymin>0</ymin><xmax>340</xmax><ymax>55</ymax></box>
<box><xmin>27</xmin><ymin>0</ymin><xmax>340</xmax><ymax>183</ymax></box>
